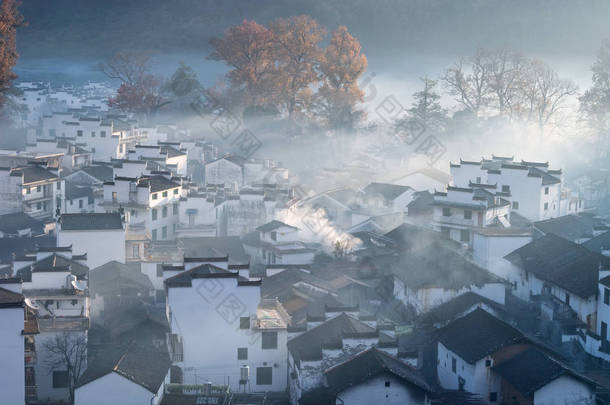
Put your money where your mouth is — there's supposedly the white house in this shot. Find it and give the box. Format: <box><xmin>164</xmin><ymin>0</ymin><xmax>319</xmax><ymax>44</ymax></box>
<box><xmin>57</xmin><ymin>213</ymin><xmax>125</xmax><ymax>269</ymax></box>
<box><xmin>245</xmin><ymin>220</ymin><xmax>316</xmax><ymax>267</ymax></box>
<box><xmin>165</xmin><ymin>262</ymin><xmax>290</xmax><ymax>392</ymax></box>
<box><xmin>361</xmin><ymin>182</ymin><xmax>416</xmax><ymax>214</ymax></box>
<box><xmin>0</xmin><ymin>279</ymin><xmax>26</xmax><ymax>405</ymax></box>
<box><xmin>204</xmin><ymin>154</ymin><xmax>246</xmax><ymax>187</ymax></box>
<box><xmin>10</xmin><ymin>164</ymin><xmax>65</xmax><ymax>220</ymax></box>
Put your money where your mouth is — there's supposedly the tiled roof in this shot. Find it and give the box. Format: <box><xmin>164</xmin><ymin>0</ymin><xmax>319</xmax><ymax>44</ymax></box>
<box><xmin>256</xmin><ymin>220</ymin><xmax>298</xmax><ymax>233</ymax></box>
<box><xmin>60</xmin><ymin>213</ymin><xmax>123</xmax><ymax>231</ymax></box>
<box><xmin>362</xmin><ymin>182</ymin><xmax>412</xmax><ymax>200</ymax></box>
<box><xmin>0</xmin><ymin>286</ymin><xmax>24</xmax><ymax>308</ymax></box>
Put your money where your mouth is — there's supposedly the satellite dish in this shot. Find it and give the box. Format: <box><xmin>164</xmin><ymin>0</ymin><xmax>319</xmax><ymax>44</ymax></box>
<box><xmin>24</xmin><ymin>298</ymin><xmax>39</xmax><ymax>310</ymax></box>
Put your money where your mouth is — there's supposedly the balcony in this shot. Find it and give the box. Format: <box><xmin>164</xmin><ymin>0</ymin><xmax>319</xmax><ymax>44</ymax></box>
<box><xmin>37</xmin><ymin>317</ymin><xmax>89</xmax><ymax>332</ymax></box>
<box><xmin>25</xmin><ymin>386</ymin><xmax>37</xmax><ymax>402</ymax></box>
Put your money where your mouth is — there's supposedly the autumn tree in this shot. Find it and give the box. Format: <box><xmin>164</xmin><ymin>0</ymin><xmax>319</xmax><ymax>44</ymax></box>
<box><xmin>208</xmin><ymin>19</ymin><xmax>277</xmax><ymax>106</ymax></box>
<box><xmin>43</xmin><ymin>332</ymin><xmax>87</xmax><ymax>404</ymax></box>
<box><xmin>314</xmin><ymin>26</ymin><xmax>367</xmax><ymax>130</ymax></box>
<box><xmin>101</xmin><ymin>51</ymin><xmax>168</xmax><ymax>116</ymax></box>
<box><xmin>0</xmin><ymin>0</ymin><xmax>24</xmax><ymax>110</ymax></box>
<box><xmin>270</xmin><ymin>15</ymin><xmax>325</xmax><ymax>118</ymax></box>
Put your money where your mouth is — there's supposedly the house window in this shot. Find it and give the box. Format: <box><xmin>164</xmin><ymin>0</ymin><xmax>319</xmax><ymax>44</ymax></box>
<box><xmin>36</xmin><ymin>202</ymin><xmax>41</xmax><ymax>210</ymax></box>
<box><xmin>36</xmin><ymin>185</ymin><xmax>41</xmax><ymax>192</ymax></box>
<box><xmin>544</xmin><ymin>202</ymin><xmax>549</xmax><ymax>211</ymax></box>
<box><xmin>57</xmin><ymin>182</ymin><xmax>61</xmax><ymax>190</ymax></box>
<box><xmin>237</xmin><ymin>348</ymin><xmax>248</xmax><ymax>360</ymax></box>
<box><xmin>463</xmin><ymin>210</ymin><xmax>472</xmax><ymax>220</ymax></box>
<box><xmin>476</xmin><ymin>176</ymin><xmax>481</xmax><ymax>183</ymax></box>
<box><xmin>512</xmin><ymin>201</ymin><xmax>519</xmax><ymax>210</ymax></box>
<box><xmin>162</xmin><ymin>226</ymin><xmax>167</xmax><ymax>239</ymax></box>
<box><xmin>152</xmin><ymin>193</ymin><xmax>158</xmax><ymax>200</ymax></box>
<box><xmin>384</xmin><ymin>381</ymin><xmax>390</xmax><ymax>387</ymax></box>
<box><xmin>173</xmin><ymin>203</ymin><xmax>178</xmax><ymax>215</ymax></box>
<box><xmin>460</xmin><ymin>230</ymin><xmax>470</xmax><ymax>242</ymax></box>
<box><xmin>262</xmin><ymin>331</ymin><xmax>278</xmax><ymax>349</ymax></box>
<box><xmin>152</xmin><ymin>229</ymin><xmax>157</xmax><ymax>241</ymax></box>
<box><xmin>441</xmin><ymin>227</ymin><xmax>450</xmax><ymax>238</ymax></box>
<box><xmin>91</xmin><ymin>131</ymin><xmax>95</xmax><ymax>137</ymax></box>
<box><xmin>77</xmin><ymin>130</ymin><xmax>83</xmax><ymax>137</ymax></box>
<box><xmin>602</xmin><ymin>322</ymin><xmax>608</xmax><ymax>340</ymax></box>
<box><xmin>53</xmin><ymin>370</ymin><xmax>69</xmax><ymax>388</ymax></box>
<box><xmin>173</xmin><ymin>188</ymin><xmax>179</xmax><ymax>195</ymax></box>
<box><xmin>485</xmin><ymin>359</ymin><xmax>491</xmax><ymax>367</ymax></box>
<box><xmin>79</xmin><ymin>199</ymin><xmax>83</xmax><ymax>209</ymax></box>
<box><xmin>451</xmin><ymin>357</ymin><xmax>457</xmax><ymax>373</ymax></box>
<box><xmin>26</xmin><ymin>187</ymin><xmax>30</xmax><ymax>194</ymax></box>
<box><xmin>162</xmin><ymin>206</ymin><xmax>168</xmax><ymax>218</ymax></box>
<box><xmin>605</xmin><ymin>288</ymin><xmax>610</xmax><ymax>306</ymax></box>
<box><xmin>162</xmin><ymin>191</ymin><xmax>168</xmax><ymax>197</ymax></box>
<box><xmin>565</xmin><ymin>293</ymin><xmax>570</xmax><ymax>305</ymax></box>
<box><xmin>133</xmin><ymin>244</ymin><xmax>140</xmax><ymax>258</ymax></box>
<box><xmin>502</xmin><ymin>185</ymin><xmax>509</xmax><ymax>193</ymax></box>
<box><xmin>271</xmin><ymin>231</ymin><xmax>277</xmax><ymax>241</ymax></box>
<box><xmin>545</xmin><ymin>187</ymin><xmax>549</xmax><ymax>195</ymax></box>
<box><xmin>256</xmin><ymin>367</ymin><xmax>272</xmax><ymax>385</ymax></box>
<box><xmin>100</xmin><ymin>131</ymin><xmax>106</xmax><ymax>138</ymax></box>
<box><xmin>152</xmin><ymin>209</ymin><xmax>157</xmax><ymax>220</ymax></box>
<box><xmin>112</xmin><ymin>191</ymin><xmax>117</xmax><ymax>202</ymax></box>
<box><xmin>239</xmin><ymin>317</ymin><xmax>250</xmax><ymax>329</ymax></box>
<box><xmin>442</xmin><ymin>207</ymin><xmax>451</xmax><ymax>217</ymax></box>
<box><xmin>489</xmin><ymin>392</ymin><xmax>498</xmax><ymax>402</ymax></box>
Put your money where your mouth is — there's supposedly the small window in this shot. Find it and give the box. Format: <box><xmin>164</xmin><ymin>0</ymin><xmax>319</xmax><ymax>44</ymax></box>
<box><xmin>544</xmin><ymin>202</ymin><xmax>549</xmax><ymax>211</ymax></box>
<box><xmin>489</xmin><ymin>392</ymin><xmax>498</xmax><ymax>402</ymax></box>
<box><xmin>442</xmin><ymin>207</ymin><xmax>451</xmax><ymax>217</ymax></box>
<box><xmin>134</xmin><ymin>244</ymin><xmax>140</xmax><ymax>258</ymax></box>
<box><xmin>256</xmin><ymin>367</ymin><xmax>272</xmax><ymax>385</ymax></box>
<box><xmin>26</xmin><ymin>187</ymin><xmax>31</xmax><ymax>194</ymax></box>
<box><xmin>36</xmin><ymin>185</ymin><xmax>41</xmax><ymax>192</ymax></box>
<box><xmin>162</xmin><ymin>206</ymin><xmax>168</xmax><ymax>218</ymax></box>
<box><xmin>100</xmin><ymin>131</ymin><xmax>106</xmax><ymax>138</ymax></box>
<box><xmin>512</xmin><ymin>201</ymin><xmax>519</xmax><ymax>210</ymax></box>
<box><xmin>460</xmin><ymin>229</ymin><xmax>470</xmax><ymax>242</ymax></box>
<box><xmin>262</xmin><ymin>331</ymin><xmax>278</xmax><ymax>349</ymax></box>
<box><xmin>237</xmin><ymin>348</ymin><xmax>248</xmax><ymax>360</ymax></box>
<box><xmin>162</xmin><ymin>226</ymin><xmax>167</xmax><ymax>239</ymax></box>
<box><xmin>239</xmin><ymin>317</ymin><xmax>250</xmax><ymax>329</ymax></box>
<box><xmin>152</xmin><ymin>209</ymin><xmax>157</xmax><ymax>220</ymax></box>
<box><xmin>91</xmin><ymin>131</ymin><xmax>95</xmax><ymax>137</ymax></box>
<box><xmin>77</xmin><ymin>130</ymin><xmax>83</xmax><ymax>137</ymax></box>
<box><xmin>53</xmin><ymin>370</ymin><xmax>69</xmax><ymax>388</ymax></box>
<box><xmin>476</xmin><ymin>176</ymin><xmax>481</xmax><ymax>183</ymax></box>
<box><xmin>152</xmin><ymin>229</ymin><xmax>157</xmax><ymax>241</ymax></box>
<box><xmin>451</xmin><ymin>357</ymin><xmax>456</xmax><ymax>373</ymax></box>
<box><xmin>565</xmin><ymin>293</ymin><xmax>570</xmax><ymax>305</ymax></box>
<box><xmin>79</xmin><ymin>199</ymin><xmax>83</xmax><ymax>209</ymax></box>
<box><xmin>152</xmin><ymin>193</ymin><xmax>158</xmax><ymax>200</ymax></box>
<box><xmin>502</xmin><ymin>185</ymin><xmax>510</xmax><ymax>193</ymax></box>
<box><xmin>545</xmin><ymin>187</ymin><xmax>549</xmax><ymax>195</ymax></box>
<box><xmin>112</xmin><ymin>191</ymin><xmax>117</xmax><ymax>202</ymax></box>
<box><xmin>155</xmin><ymin>290</ymin><xmax>165</xmax><ymax>303</ymax></box>
<box><xmin>271</xmin><ymin>231</ymin><xmax>277</xmax><ymax>241</ymax></box>
<box><xmin>173</xmin><ymin>188</ymin><xmax>179</xmax><ymax>195</ymax></box>
<box><xmin>173</xmin><ymin>203</ymin><xmax>178</xmax><ymax>215</ymax></box>
<box><xmin>605</xmin><ymin>288</ymin><xmax>610</xmax><ymax>306</ymax></box>
<box><xmin>162</xmin><ymin>191</ymin><xmax>168</xmax><ymax>198</ymax></box>
<box><xmin>384</xmin><ymin>381</ymin><xmax>390</xmax><ymax>387</ymax></box>
<box><xmin>485</xmin><ymin>359</ymin><xmax>491</xmax><ymax>367</ymax></box>
<box><xmin>463</xmin><ymin>210</ymin><xmax>472</xmax><ymax>220</ymax></box>
<box><xmin>57</xmin><ymin>182</ymin><xmax>61</xmax><ymax>190</ymax></box>
<box><xmin>156</xmin><ymin>264</ymin><xmax>163</xmax><ymax>277</ymax></box>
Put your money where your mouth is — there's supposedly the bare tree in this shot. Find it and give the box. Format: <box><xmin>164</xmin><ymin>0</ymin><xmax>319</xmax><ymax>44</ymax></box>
<box><xmin>99</xmin><ymin>50</ymin><xmax>152</xmax><ymax>86</ymax></box>
<box><xmin>485</xmin><ymin>48</ymin><xmax>528</xmax><ymax>117</ymax></box>
<box><xmin>43</xmin><ymin>332</ymin><xmax>87</xmax><ymax>404</ymax></box>
<box><xmin>442</xmin><ymin>49</ymin><xmax>492</xmax><ymax>115</ymax></box>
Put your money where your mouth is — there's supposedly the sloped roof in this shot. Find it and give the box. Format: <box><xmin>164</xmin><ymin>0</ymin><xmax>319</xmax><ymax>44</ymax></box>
<box><xmin>0</xmin><ymin>286</ymin><xmax>24</xmax><ymax>308</ymax></box>
<box><xmin>31</xmin><ymin>253</ymin><xmax>89</xmax><ymax>279</ymax></box>
<box><xmin>179</xmin><ymin>236</ymin><xmax>249</xmax><ymax>265</ymax></box>
<box><xmin>90</xmin><ymin>261</ymin><xmax>152</xmax><ymax>296</ymax></box>
<box><xmin>504</xmin><ymin>234</ymin><xmax>607</xmax><ymax>298</ymax></box>
<box><xmin>80</xmin><ymin>165</ymin><xmax>113</xmax><ymax>182</ymax></box>
<box><xmin>416</xmin><ymin>292</ymin><xmax>501</xmax><ymax>327</ymax></box>
<box><xmin>534</xmin><ymin>214</ymin><xmax>606</xmax><ymax>242</ymax></box>
<box><xmin>324</xmin><ymin>347</ymin><xmax>431</xmax><ymax>395</ymax></box>
<box><xmin>582</xmin><ymin>231</ymin><xmax>610</xmax><ymax>254</ymax></box>
<box><xmin>65</xmin><ymin>182</ymin><xmax>94</xmax><ymax>201</ymax></box>
<box><xmin>438</xmin><ymin>308</ymin><xmax>525</xmax><ymax>364</ymax></box>
<box><xmin>0</xmin><ymin>212</ymin><xmax>44</xmax><ymax>235</ymax></box>
<box><xmin>492</xmin><ymin>348</ymin><xmax>594</xmax><ymax>396</ymax></box>
<box><xmin>362</xmin><ymin>182</ymin><xmax>412</xmax><ymax>200</ymax></box>
<box><xmin>12</xmin><ymin>165</ymin><xmax>58</xmax><ymax>184</ymax></box>
<box><xmin>164</xmin><ymin>263</ymin><xmax>238</xmax><ymax>288</ymax></box>
<box><xmin>256</xmin><ymin>220</ymin><xmax>298</xmax><ymax>233</ymax></box>
<box><xmin>60</xmin><ymin>213</ymin><xmax>123</xmax><ymax>231</ymax></box>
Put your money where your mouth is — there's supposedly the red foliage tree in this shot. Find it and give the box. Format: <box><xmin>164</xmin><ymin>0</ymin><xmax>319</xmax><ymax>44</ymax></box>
<box><xmin>0</xmin><ymin>0</ymin><xmax>24</xmax><ymax>108</ymax></box>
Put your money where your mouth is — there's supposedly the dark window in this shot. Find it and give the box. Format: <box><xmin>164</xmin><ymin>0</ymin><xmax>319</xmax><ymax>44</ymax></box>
<box><xmin>605</xmin><ymin>288</ymin><xmax>610</xmax><ymax>305</ymax></box>
<box><xmin>565</xmin><ymin>293</ymin><xmax>570</xmax><ymax>305</ymax></box>
<box><xmin>156</xmin><ymin>265</ymin><xmax>163</xmax><ymax>277</ymax></box>
<box><xmin>502</xmin><ymin>185</ymin><xmax>510</xmax><ymax>193</ymax></box>
<box><xmin>545</xmin><ymin>187</ymin><xmax>549</xmax><ymax>195</ymax></box>
<box><xmin>237</xmin><ymin>348</ymin><xmax>248</xmax><ymax>360</ymax></box>
<box><xmin>442</xmin><ymin>207</ymin><xmax>451</xmax><ymax>217</ymax></box>
<box><xmin>476</xmin><ymin>176</ymin><xmax>481</xmax><ymax>183</ymax></box>
<box><xmin>162</xmin><ymin>226</ymin><xmax>167</xmax><ymax>239</ymax></box>
<box><xmin>173</xmin><ymin>203</ymin><xmax>178</xmax><ymax>215</ymax></box>
<box><xmin>91</xmin><ymin>131</ymin><xmax>95</xmax><ymax>137</ymax></box>
<box><xmin>384</xmin><ymin>381</ymin><xmax>390</xmax><ymax>387</ymax></box>
<box><xmin>602</xmin><ymin>322</ymin><xmax>608</xmax><ymax>340</ymax></box>
<box><xmin>162</xmin><ymin>191</ymin><xmax>168</xmax><ymax>198</ymax></box>
<box><xmin>36</xmin><ymin>185</ymin><xmax>41</xmax><ymax>192</ymax></box>
<box><xmin>152</xmin><ymin>209</ymin><xmax>157</xmax><ymax>220</ymax></box>
<box><xmin>489</xmin><ymin>392</ymin><xmax>498</xmax><ymax>402</ymax></box>
<box><xmin>485</xmin><ymin>359</ymin><xmax>491</xmax><ymax>367</ymax></box>
<box><xmin>441</xmin><ymin>227</ymin><xmax>450</xmax><ymax>238</ymax></box>
<box><xmin>79</xmin><ymin>199</ymin><xmax>83</xmax><ymax>209</ymax></box>
<box><xmin>152</xmin><ymin>193</ymin><xmax>158</xmax><ymax>200</ymax></box>
<box><xmin>544</xmin><ymin>202</ymin><xmax>549</xmax><ymax>210</ymax></box>
<box><xmin>256</xmin><ymin>367</ymin><xmax>272</xmax><ymax>385</ymax></box>
<box><xmin>512</xmin><ymin>201</ymin><xmax>519</xmax><ymax>210</ymax></box>
<box><xmin>239</xmin><ymin>317</ymin><xmax>250</xmax><ymax>329</ymax></box>
<box><xmin>77</xmin><ymin>130</ymin><xmax>83</xmax><ymax>137</ymax></box>
<box><xmin>162</xmin><ymin>206</ymin><xmax>168</xmax><ymax>218</ymax></box>
<box><xmin>100</xmin><ymin>131</ymin><xmax>106</xmax><ymax>138</ymax></box>
<box><xmin>53</xmin><ymin>370</ymin><xmax>69</xmax><ymax>388</ymax></box>
<box><xmin>57</xmin><ymin>182</ymin><xmax>61</xmax><ymax>190</ymax></box>
<box><xmin>451</xmin><ymin>357</ymin><xmax>456</xmax><ymax>373</ymax></box>
<box><xmin>460</xmin><ymin>229</ymin><xmax>470</xmax><ymax>242</ymax></box>
<box><xmin>464</xmin><ymin>210</ymin><xmax>472</xmax><ymax>220</ymax></box>
<box><xmin>155</xmin><ymin>290</ymin><xmax>165</xmax><ymax>303</ymax></box>
<box><xmin>262</xmin><ymin>332</ymin><xmax>278</xmax><ymax>349</ymax></box>
<box><xmin>152</xmin><ymin>229</ymin><xmax>157</xmax><ymax>241</ymax></box>
<box><xmin>271</xmin><ymin>231</ymin><xmax>277</xmax><ymax>241</ymax></box>
<box><xmin>173</xmin><ymin>188</ymin><xmax>179</xmax><ymax>195</ymax></box>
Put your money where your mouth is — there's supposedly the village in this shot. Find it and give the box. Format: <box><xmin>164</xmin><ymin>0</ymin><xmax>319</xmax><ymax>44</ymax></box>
<box><xmin>0</xmin><ymin>77</ymin><xmax>607</xmax><ymax>405</ymax></box>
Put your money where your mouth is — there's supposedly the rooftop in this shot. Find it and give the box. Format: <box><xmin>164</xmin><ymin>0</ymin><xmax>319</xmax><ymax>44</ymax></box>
<box><xmin>60</xmin><ymin>213</ymin><xmax>123</xmax><ymax>231</ymax></box>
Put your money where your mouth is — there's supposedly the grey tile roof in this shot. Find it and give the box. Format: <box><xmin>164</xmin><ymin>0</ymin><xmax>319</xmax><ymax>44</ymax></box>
<box><xmin>0</xmin><ymin>212</ymin><xmax>44</xmax><ymax>235</ymax></box>
<box><xmin>60</xmin><ymin>213</ymin><xmax>123</xmax><ymax>231</ymax></box>
<box><xmin>0</xmin><ymin>286</ymin><xmax>24</xmax><ymax>308</ymax></box>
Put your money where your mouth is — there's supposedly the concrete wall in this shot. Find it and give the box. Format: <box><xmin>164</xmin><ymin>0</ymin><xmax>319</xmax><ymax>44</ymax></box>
<box><xmin>0</xmin><ymin>306</ymin><xmax>25</xmax><ymax>405</ymax></box>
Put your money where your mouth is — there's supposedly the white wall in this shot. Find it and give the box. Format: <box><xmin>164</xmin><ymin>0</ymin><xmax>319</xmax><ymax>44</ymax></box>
<box><xmin>533</xmin><ymin>375</ymin><xmax>594</xmax><ymax>405</ymax></box>
<box><xmin>336</xmin><ymin>373</ymin><xmax>428</xmax><ymax>405</ymax></box>
<box><xmin>0</xmin><ymin>307</ymin><xmax>25</xmax><ymax>405</ymax></box>
<box><xmin>58</xmin><ymin>229</ymin><xmax>125</xmax><ymax>269</ymax></box>
<box><xmin>75</xmin><ymin>372</ymin><xmax>163</xmax><ymax>405</ymax></box>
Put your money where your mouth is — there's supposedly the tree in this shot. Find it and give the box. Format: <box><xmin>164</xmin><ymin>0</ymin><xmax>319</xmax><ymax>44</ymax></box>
<box><xmin>442</xmin><ymin>49</ymin><xmax>493</xmax><ymax>115</ymax></box>
<box><xmin>580</xmin><ymin>40</ymin><xmax>610</xmax><ymax>152</ymax></box>
<box><xmin>405</xmin><ymin>76</ymin><xmax>447</xmax><ymax>134</ymax></box>
<box><xmin>101</xmin><ymin>51</ymin><xmax>168</xmax><ymax>116</ymax></box>
<box><xmin>43</xmin><ymin>332</ymin><xmax>87</xmax><ymax>404</ymax></box>
<box><xmin>314</xmin><ymin>26</ymin><xmax>367</xmax><ymax>130</ymax></box>
<box><xmin>208</xmin><ymin>19</ymin><xmax>277</xmax><ymax>106</ymax></box>
<box><xmin>0</xmin><ymin>0</ymin><xmax>24</xmax><ymax>110</ymax></box>
<box><xmin>162</xmin><ymin>62</ymin><xmax>204</xmax><ymax>115</ymax></box>
<box><xmin>270</xmin><ymin>15</ymin><xmax>326</xmax><ymax>118</ymax></box>
<box><xmin>485</xmin><ymin>48</ymin><xmax>528</xmax><ymax>117</ymax></box>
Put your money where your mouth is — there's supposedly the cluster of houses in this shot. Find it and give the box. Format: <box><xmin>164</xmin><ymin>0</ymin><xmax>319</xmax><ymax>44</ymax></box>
<box><xmin>1</xmin><ymin>85</ymin><xmax>610</xmax><ymax>405</ymax></box>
